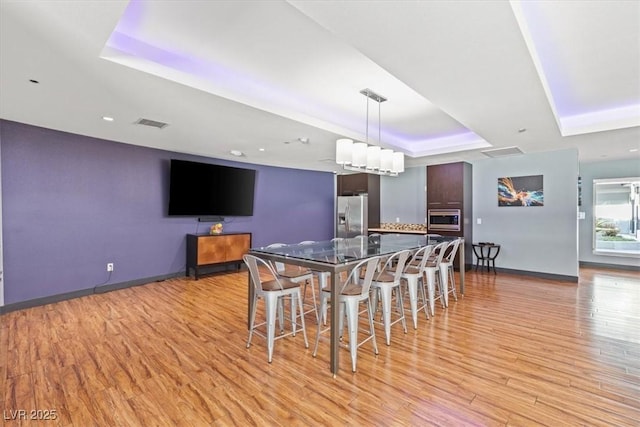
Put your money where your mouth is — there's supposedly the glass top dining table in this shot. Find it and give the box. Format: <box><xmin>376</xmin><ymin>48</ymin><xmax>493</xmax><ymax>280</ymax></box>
<box><xmin>247</xmin><ymin>234</ymin><xmax>465</xmax><ymax>375</ymax></box>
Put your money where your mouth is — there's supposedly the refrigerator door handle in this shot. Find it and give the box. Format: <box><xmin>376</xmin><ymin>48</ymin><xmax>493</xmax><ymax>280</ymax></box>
<box><xmin>345</xmin><ymin>204</ymin><xmax>350</xmax><ymax>232</ymax></box>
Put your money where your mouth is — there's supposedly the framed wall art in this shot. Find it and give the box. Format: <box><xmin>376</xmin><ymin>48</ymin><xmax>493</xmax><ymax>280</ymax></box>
<box><xmin>498</xmin><ymin>175</ymin><xmax>544</xmax><ymax>207</ymax></box>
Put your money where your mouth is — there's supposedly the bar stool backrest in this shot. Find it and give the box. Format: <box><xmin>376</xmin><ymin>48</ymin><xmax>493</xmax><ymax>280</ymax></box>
<box><xmin>428</xmin><ymin>241</ymin><xmax>449</xmax><ymax>268</ymax></box>
<box><xmin>243</xmin><ymin>254</ymin><xmax>285</xmax><ymax>293</ymax></box>
<box><xmin>341</xmin><ymin>256</ymin><xmax>381</xmax><ymax>296</ymax></box>
<box><xmin>405</xmin><ymin>244</ymin><xmax>434</xmax><ymax>274</ymax></box>
<box><xmin>376</xmin><ymin>249</ymin><xmax>412</xmax><ymax>283</ymax></box>
<box><xmin>442</xmin><ymin>239</ymin><xmax>461</xmax><ymax>264</ymax></box>
<box><xmin>265</xmin><ymin>243</ymin><xmax>288</xmax><ymax>272</ymax></box>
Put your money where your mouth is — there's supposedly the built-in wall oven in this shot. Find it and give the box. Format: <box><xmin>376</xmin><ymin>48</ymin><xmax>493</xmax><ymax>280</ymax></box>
<box><xmin>427</xmin><ymin>209</ymin><xmax>461</xmax><ymax>232</ymax></box>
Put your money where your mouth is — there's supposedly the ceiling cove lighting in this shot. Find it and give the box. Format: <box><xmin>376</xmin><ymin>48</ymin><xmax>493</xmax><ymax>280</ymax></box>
<box><xmin>336</xmin><ymin>89</ymin><xmax>404</xmax><ymax>177</ymax></box>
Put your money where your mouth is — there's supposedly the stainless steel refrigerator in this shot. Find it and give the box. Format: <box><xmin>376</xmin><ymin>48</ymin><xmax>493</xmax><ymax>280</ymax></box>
<box><xmin>336</xmin><ymin>195</ymin><xmax>368</xmax><ymax>238</ymax></box>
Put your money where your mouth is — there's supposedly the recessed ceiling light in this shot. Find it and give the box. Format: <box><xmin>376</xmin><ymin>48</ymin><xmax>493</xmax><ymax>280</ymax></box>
<box><xmin>102</xmin><ymin>116</ymin><xmax>114</xmax><ymax>122</ymax></box>
<box><xmin>298</xmin><ymin>137</ymin><xmax>310</xmax><ymax>144</ymax></box>
<box><xmin>258</xmin><ymin>148</ymin><xmax>265</xmax><ymax>152</ymax></box>
<box><xmin>630</xmin><ymin>148</ymin><xmax>639</xmax><ymax>152</ymax></box>
<box><xmin>230</xmin><ymin>150</ymin><xmax>243</xmax><ymax>157</ymax></box>
<box><xmin>517</xmin><ymin>128</ymin><xmax>527</xmax><ymax>133</ymax></box>
<box><xmin>29</xmin><ymin>79</ymin><xmax>39</xmax><ymax>84</ymax></box>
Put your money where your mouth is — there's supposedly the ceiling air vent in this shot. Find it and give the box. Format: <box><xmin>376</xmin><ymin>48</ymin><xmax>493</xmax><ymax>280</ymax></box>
<box><xmin>135</xmin><ymin>118</ymin><xmax>169</xmax><ymax>129</ymax></box>
<box><xmin>481</xmin><ymin>146</ymin><xmax>523</xmax><ymax>158</ymax></box>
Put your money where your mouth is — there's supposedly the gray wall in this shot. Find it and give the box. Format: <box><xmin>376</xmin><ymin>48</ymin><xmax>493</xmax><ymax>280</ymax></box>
<box><xmin>380</xmin><ymin>166</ymin><xmax>426</xmax><ymax>224</ymax></box>
<box><xmin>377</xmin><ymin>150</ymin><xmax>640</xmax><ymax>275</ymax></box>
<box><xmin>380</xmin><ymin>149</ymin><xmax>582</xmax><ymax>278</ymax></box>
<box><xmin>472</xmin><ymin>149</ymin><xmax>579</xmax><ymax>278</ymax></box>
<box><xmin>578</xmin><ymin>158</ymin><xmax>640</xmax><ymax>268</ymax></box>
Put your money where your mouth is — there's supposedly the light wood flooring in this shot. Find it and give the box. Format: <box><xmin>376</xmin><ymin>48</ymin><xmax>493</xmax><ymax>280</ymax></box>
<box><xmin>1</xmin><ymin>267</ymin><xmax>639</xmax><ymax>426</ymax></box>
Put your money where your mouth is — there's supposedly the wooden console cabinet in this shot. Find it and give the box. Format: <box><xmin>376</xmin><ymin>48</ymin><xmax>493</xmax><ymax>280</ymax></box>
<box><xmin>186</xmin><ymin>232</ymin><xmax>251</xmax><ymax>279</ymax></box>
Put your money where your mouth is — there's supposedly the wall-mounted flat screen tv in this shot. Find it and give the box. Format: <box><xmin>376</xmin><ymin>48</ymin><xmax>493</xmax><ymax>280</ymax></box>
<box><xmin>168</xmin><ymin>159</ymin><xmax>256</xmax><ymax>216</ymax></box>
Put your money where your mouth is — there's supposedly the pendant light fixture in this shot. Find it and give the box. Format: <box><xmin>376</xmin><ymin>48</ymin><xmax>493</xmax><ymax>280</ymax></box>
<box><xmin>335</xmin><ymin>89</ymin><xmax>404</xmax><ymax>176</ymax></box>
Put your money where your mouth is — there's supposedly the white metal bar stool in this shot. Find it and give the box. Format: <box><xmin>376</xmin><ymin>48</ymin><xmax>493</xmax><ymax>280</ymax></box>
<box><xmin>439</xmin><ymin>238</ymin><xmax>461</xmax><ymax>307</ymax></box>
<box><xmin>266</xmin><ymin>243</ymin><xmax>317</xmax><ymax>326</ymax></box>
<box><xmin>244</xmin><ymin>254</ymin><xmax>308</xmax><ymax>363</ymax></box>
<box><xmin>370</xmin><ymin>249</ymin><xmax>412</xmax><ymax>345</ymax></box>
<box><xmin>400</xmin><ymin>244</ymin><xmax>434</xmax><ymax>329</ymax></box>
<box><xmin>313</xmin><ymin>256</ymin><xmax>381</xmax><ymax>372</ymax></box>
<box><xmin>423</xmin><ymin>241</ymin><xmax>449</xmax><ymax>316</ymax></box>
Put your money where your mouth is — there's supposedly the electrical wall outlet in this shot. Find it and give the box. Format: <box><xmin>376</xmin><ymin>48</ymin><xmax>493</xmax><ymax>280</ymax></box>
<box><xmin>107</xmin><ymin>263</ymin><xmax>114</xmax><ymax>272</ymax></box>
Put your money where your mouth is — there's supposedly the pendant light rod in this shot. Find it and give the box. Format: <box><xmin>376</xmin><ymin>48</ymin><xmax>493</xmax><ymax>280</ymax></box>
<box><xmin>378</xmin><ymin>97</ymin><xmax>381</xmax><ymax>144</ymax></box>
<box><xmin>365</xmin><ymin>90</ymin><xmax>369</xmax><ymax>143</ymax></box>
<box><xmin>335</xmin><ymin>88</ymin><xmax>403</xmax><ymax>176</ymax></box>
<box><xmin>361</xmin><ymin>88</ymin><xmax>386</xmax><ymax>146</ymax></box>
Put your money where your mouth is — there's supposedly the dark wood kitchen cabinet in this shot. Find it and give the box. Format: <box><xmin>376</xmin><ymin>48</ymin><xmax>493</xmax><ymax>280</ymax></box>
<box><xmin>427</xmin><ymin>162</ymin><xmax>469</xmax><ymax>208</ymax></box>
<box><xmin>426</xmin><ymin>162</ymin><xmax>472</xmax><ymax>269</ymax></box>
<box><xmin>337</xmin><ymin>173</ymin><xmax>380</xmax><ymax>228</ymax></box>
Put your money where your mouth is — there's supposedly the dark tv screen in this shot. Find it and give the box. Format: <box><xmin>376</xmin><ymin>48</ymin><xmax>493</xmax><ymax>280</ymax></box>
<box><xmin>168</xmin><ymin>159</ymin><xmax>256</xmax><ymax>216</ymax></box>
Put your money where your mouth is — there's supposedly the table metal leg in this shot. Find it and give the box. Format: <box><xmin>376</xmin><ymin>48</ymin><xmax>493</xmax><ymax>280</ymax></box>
<box><xmin>329</xmin><ymin>271</ymin><xmax>339</xmax><ymax>376</ymax></box>
<box><xmin>247</xmin><ymin>272</ymin><xmax>254</xmax><ymax>330</ymax></box>
<box><xmin>459</xmin><ymin>240</ymin><xmax>465</xmax><ymax>295</ymax></box>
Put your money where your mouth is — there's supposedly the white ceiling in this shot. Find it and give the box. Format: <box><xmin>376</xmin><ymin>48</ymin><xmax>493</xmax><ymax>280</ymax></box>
<box><xmin>1</xmin><ymin>0</ymin><xmax>639</xmax><ymax>174</ymax></box>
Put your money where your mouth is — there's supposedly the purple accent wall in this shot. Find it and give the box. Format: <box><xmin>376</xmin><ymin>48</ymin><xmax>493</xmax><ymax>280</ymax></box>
<box><xmin>0</xmin><ymin>120</ymin><xmax>335</xmax><ymax>305</ymax></box>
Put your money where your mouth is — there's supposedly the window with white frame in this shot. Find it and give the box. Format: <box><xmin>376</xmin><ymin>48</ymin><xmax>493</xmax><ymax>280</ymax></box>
<box><xmin>593</xmin><ymin>177</ymin><xmax>640</xmax><ymax>257</ymax></box>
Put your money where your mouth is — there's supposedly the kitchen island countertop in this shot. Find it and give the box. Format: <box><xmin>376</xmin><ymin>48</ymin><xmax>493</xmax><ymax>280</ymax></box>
<box><xmin>368</xmin><ymin>227</ymin><xmax>427</xmax><ymax>235</ymax></box>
